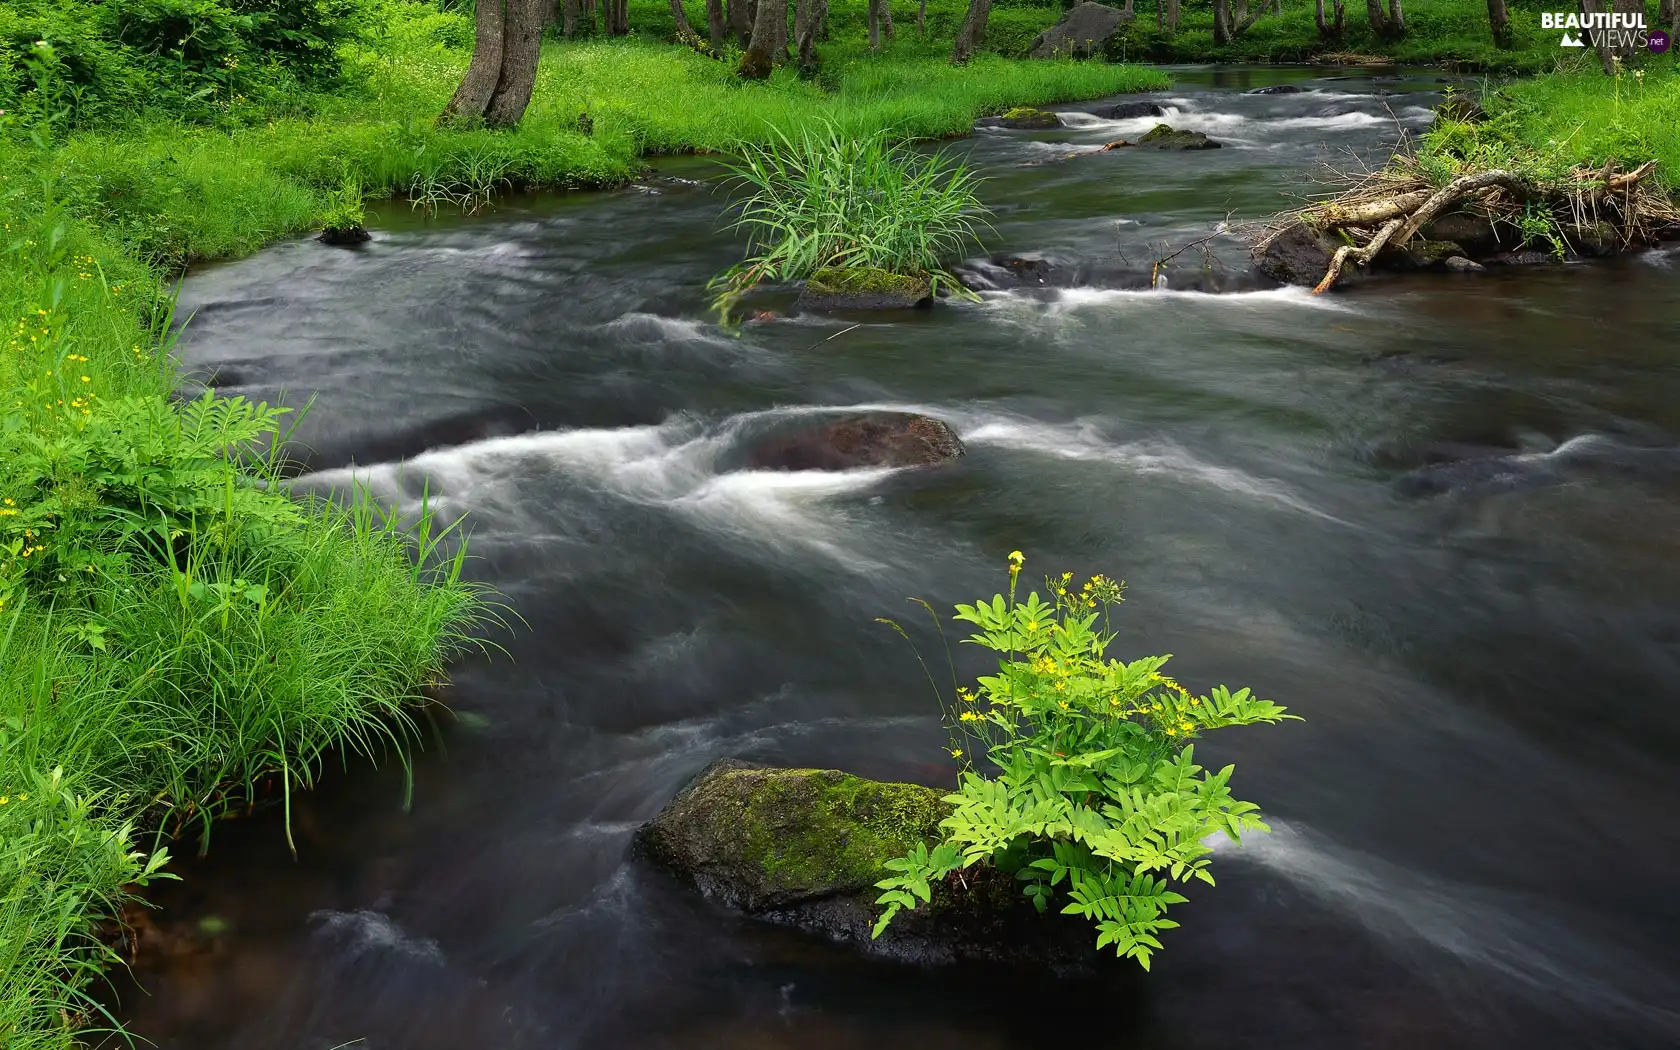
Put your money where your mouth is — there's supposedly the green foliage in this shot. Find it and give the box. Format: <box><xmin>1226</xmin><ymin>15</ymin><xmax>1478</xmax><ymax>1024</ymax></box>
<box><xmin>874</xmin><ymin>555</ymin><xmax>1296</xmax><ymax>968</ymax></box>
<box><xmin>708</xmin><ymin>122</ymin><xmax>991</xmax><ymax>315</ymax></box>
<box><xmin>320</xmin><ymin>172</ymin><xmax>367</xmax><ymax>230</ymax></box>
<box><xmin>0</xmin><ymin>767</ymin><xmax>174</xmax><ymax>1050</ymax></box>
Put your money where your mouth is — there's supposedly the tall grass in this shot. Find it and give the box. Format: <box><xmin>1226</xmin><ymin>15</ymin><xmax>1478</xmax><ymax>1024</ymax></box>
<box><xmin>710</xmin><ymin>123</ymin><xmax>991</xmax><ymax>310</ymax></box>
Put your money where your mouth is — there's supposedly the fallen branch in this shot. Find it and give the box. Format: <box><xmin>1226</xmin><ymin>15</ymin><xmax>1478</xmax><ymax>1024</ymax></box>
<box><xmin>1313</xmin><ymin>169</ymin><xmax>1530</xmax><ymax>292</ymax></box>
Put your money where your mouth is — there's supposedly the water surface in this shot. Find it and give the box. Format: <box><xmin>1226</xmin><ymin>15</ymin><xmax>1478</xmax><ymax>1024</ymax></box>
<box><xmin>123</xmin><ymin>66</ymin><xmax>1680</xmax><ymax>1050</ymax></box>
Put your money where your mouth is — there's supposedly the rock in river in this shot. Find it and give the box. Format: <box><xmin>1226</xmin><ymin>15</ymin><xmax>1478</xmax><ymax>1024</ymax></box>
<box><xmin>1135</xmin><ymin>124</ymin><xmax>1222</xmax><ymax>150</ymax></box>
<box><xmin>1027</xmin><ymin>2</ymin><xmax>1133</xmax><ymax>58</ymax></box>
<box><xmin>747</xmin><ymin>412</ymin><xmax>964</xmax><ymax>471</ymax></box>
<box><xmin>795</xmin><ymin>266</ymin><xmax>932</xmax><ymax>311</ymax></box>
<box><xmin>977</xmin><ymin>106</ymin><xmax>1063</xmax><ymax>130</ymax></box>
<box><xmin>1088</xmin><ymin>100</ymin><xmax>1166</xmax><ymax>120</ymax></box>
<box><xmin>633</xmin><ymin>760</ymin><xmax>1100</xmax><ymax>968</ymax></box>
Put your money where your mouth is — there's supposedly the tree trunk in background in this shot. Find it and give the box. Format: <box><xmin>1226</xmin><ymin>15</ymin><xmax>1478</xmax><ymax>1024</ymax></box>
<box><xmin>445</xmin><ymin>0</ymin><xmax>506</xmax><ymax>120</ymax></box>
<box><xmin>1579</xmin><ymin>0</ymin><xmax>1641</xmax><ymax>72</ymax></box>
<box><xmin>1386</xmin><ymin>0</ymin><xmax>1405</xmax><ymax>35</ymax></box>
<box><xmin>739</xmin><ymin>0</ymin><xmax>786</xmax><ymax>76</ymax></box>
<box><xmin>705</xmin><ymin>0</ymin><xmax>726</xmax><ymax>45</ymax></box>
<box><xmin>815</xmin><ymin>0</ymin><xmax>830</xmax><ymax>39</ymax></box>
<box><xmin>950</xmin><ymin>0</ymin><xmax>991</xmax><ymax>61</ymax></box>
<box><xmin>1365</xmin><ymin>0</ymin><xmax>1396</xmax><ymax>38</ymax></box>
<box><xmin>727</xmin><ymin>0</ymin><xmax>752</xmax><ymax>43</ymax></box>
<box><xmin>1213</xmin><ymin>0</ymin><xmax>1232</xmax><ymax>42</ymax></box>
<box><xmin>669</xmin><ymin>0</ymin><xmax>704</xmax><ymax>45</ymax></box>
<box><xmin>919</xmin><ymin>0</ymin><xmax>928</xmax><ymax>32</ymax></box>
<box><xmin>442</xmin><ymin>0</ymin><xmax>545</xmax><ymax>127</ymax></box>
<box><xmin>615</xmin><ymin>0</ymin><xmax>631</xmax><ymax>34</ymax></box>
<box><xmin>794</xmin><ymin>0</ymin><xmax>818</xmax><ymax>72</ymax></box>
<box><xmin>1485</xmin><ymin>0</ymin><xmax>1510</xmax><ymax>46</ymax></box>
<box><xmin>1667</xmin><ymin>0</ymin><xmax>1679</xmax><ymax>41</ymax></box>
<box><xmin>883</xmin><ymin>0</ymin><xmax>896</xmax><ymax>40</ymax></box>
<box><xmin>1165</xmin><ymin>0</ymin><xmax>1180</xmax><ymax>31</ymax></box>
<box><xmin>583</xmin><ymin>0</ymin><xmax>598</xmax><ymax>32</ymax></box>
<box><xmin>868</xmin><ymin>0</ymin><xmax>882</xmax><ymax>52</ymax></box>
<box><xmin>1314</xmin><ymin>0</ymin><xmax>1346</xmax><ymax>38</ymax></box>
<box><xmin>774</xmin><ymin>0</ymin><xmax>790</xmax><ymax>60</ymax></box>
<box><xmin>562</xmin><ymin>0</ymin><xmax>579</xmax><ymax>35</ymax></box>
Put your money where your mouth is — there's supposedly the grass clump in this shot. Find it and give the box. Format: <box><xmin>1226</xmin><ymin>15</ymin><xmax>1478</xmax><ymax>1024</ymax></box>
<box><xmin>709</xmin><ymin>123</ymin><xmax>991</xmax><ymax>315</ymax></box>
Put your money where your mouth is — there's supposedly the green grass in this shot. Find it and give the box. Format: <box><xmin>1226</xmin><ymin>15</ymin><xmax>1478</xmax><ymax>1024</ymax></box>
<box><xmin>710</xmin><ymin>123</ymin><xmax>990</xmax><ymax>311</ymax></box>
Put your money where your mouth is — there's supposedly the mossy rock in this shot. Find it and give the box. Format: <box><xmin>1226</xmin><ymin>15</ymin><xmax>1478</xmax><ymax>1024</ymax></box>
<box><xmin>634</xmin><ymin>760</ymin><xmax>1104</xmax><ymax>968</ymax></box>
<box><xmin>797</xmin><ymin>266</ymin><xmax>933</xmax><ymax>312</ymax></box>
<box><xmin>1136</xmin><ymin>124</ymin><xmax>1222</xmax><ymax>151</ymax></box>
<box><xmin>997</xmin><ymin>106</ymin><xmax>1063</xmax><ymax>130</ymax></box>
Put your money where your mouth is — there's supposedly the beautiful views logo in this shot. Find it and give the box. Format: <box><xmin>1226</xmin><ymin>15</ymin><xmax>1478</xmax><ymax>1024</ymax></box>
<box><xmin>1540</xmin><ymin>10</ymin><xmax>1660</xmax><ymax>51</ymax></box>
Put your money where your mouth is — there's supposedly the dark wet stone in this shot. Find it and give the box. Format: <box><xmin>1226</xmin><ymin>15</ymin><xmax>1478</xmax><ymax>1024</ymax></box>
<box><xmin>319</xmin><ymin>226</ymin><xmax>371</xmax><ymax>246</ymax></box>
<box><xmin>1399</xmin><ymin>238</ymin><xmax>1469</xmax><ymax>268</ymax></box>
<box><xmin>1089</xmin><ymin>100</ymin><xmax>1165</xmax><ymax>119</ymax></box>
<box><xmin>746</xmin><ymin>412</ymin><xmax>964</xmax><ymax>471</ymax></box>
<box><xmin>1443</xmin><ymin>256</ymin><xmax>1486</xmax><ymax>273</ymax></box>
<box><xmin>795</xmin><ymin>267</ymin><xmax>933</xmax><ymax>311</ymax></box>
<box><xmin>1252</xmin><ymin>223</ymin><xmax>1352</xmax><ymax>287</ymax></box>
<box><xmin>959</xmin><ymin>252</ymin><xmax>1277</xmax><ymax>294</ymax></box>
<box><xmin>634</xmin><ymin>760</ymin><xmax>1103</xmax><ymax>969</ymax></box>
<box><xmin>1245</xmin><ymin>84</ymin><xmax>1304</xmax><ymax>94</ymax></box>
<box><xmin>1027</xmin><ymin>2</ymin><xmax>1133</xmax><ymax>59</ymax></box>
<box><xmin>1420</xmin><ymin>212</ymin><xmax>1509</xmax><ymax>257</ymax></box>
<box><xmin>1484</xmin><ymin>250</ymin><xmax>1559</xmax><ymax>267</ymax></box>
<box><xmin>1567</xmin><ymin>220</ymin><xmax>1622</xmax><ymax>258</ymax></box>
<box><xmin>1135</xmin><ymin>124</ymin><xmax>1221</xmax><ymax>150</ymax></box>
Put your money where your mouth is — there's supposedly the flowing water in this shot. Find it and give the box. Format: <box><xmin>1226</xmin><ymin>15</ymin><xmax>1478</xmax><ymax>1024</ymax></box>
<box><xmin>120</xmin><ymin>67</ymin><xmax>1680</xmax><ymax>1049</ymax></box>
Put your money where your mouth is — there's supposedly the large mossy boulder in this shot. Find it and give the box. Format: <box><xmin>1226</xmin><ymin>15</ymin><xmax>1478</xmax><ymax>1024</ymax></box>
<box><xmin>976</xmin><ymin>106</ymin><xmax>1063</xmax><ymax>131</ymax></box>
<box><xmin>634</xmin><ymin>760</ymin><xmax>1099</xmax><ymax>968</ymax></box>
<box><xmin>1028</xmin><ymin>2</ymin><xmax>1133</xmax><ymax>58</ymax></box>
<box><xmin>796</xmin><ymin>266</ymin><xmax>932</xmax><ymax>311</ymax></box>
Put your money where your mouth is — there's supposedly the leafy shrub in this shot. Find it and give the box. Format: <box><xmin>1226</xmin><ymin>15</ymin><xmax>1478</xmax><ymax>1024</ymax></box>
<box><xmin>709</xmin><ymin>122</ymin><xmax>991</xmax><ymax>316</ymax></box>
<box><xmin>874</xmin><ymin>553</ymin><xmax>1296</xmax><ymax>968</ymax></box>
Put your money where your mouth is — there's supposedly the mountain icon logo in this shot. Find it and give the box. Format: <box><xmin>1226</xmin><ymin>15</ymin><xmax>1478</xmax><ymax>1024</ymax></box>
<box><xmin>1560</xmin><ymin>31</ymin><xmax>1585</xmax><ymax>45</ymax></box>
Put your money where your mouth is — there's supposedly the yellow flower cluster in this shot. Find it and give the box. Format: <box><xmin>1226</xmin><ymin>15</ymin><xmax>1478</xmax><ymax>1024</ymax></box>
<box><xmin>0</xmin><ymin>793</ymin><xmax>28</xmax><ymax>805</ymax></box>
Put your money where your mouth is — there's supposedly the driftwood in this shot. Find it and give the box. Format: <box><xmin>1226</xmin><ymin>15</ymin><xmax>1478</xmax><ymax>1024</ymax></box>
<box><xmin>1258</xmin><ymin>154</ymin><xmax>1674</xmax><ymax>293</ymax></box>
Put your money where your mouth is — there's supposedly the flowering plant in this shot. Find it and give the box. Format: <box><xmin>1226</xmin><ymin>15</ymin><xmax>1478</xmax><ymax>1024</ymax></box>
<box><xmin>872</xmin><ymin>552</ymin><xmax>1296</xmax><ymax>968</ymax></box>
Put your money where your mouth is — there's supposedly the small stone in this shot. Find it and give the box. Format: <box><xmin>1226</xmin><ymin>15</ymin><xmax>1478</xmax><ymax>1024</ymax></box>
<box><xmin>1245</xmin><ymin>84</ymin><xmax>1304</xmax><ymax>94</ymax></box>
<box><xmin>1444</xmin><ymin>256</ymin><xmax>1485</xmax><ymax>272</ymax></box>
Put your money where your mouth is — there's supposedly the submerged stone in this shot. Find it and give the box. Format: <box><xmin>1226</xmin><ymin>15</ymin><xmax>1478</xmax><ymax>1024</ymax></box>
<box><xmin>1089</xmin><ymin>100</ymin><xmax>1166</xmax><ymax>120</ymax></box>
<box><xmin>634</xmin><ymin>760</ymin><xmax>1101</xmax><ymax>968</ymax></box>
<box><xmin>1028</xmin><ymin>2</ymin><xmax>1133</xmax><ymax>59</ymax></box>
<box><xmin>746</xmin><ymin>411</ymin><xmax>964</xmax><ymax>471</ymax></box>
<box><xmin>797</xmin><ymin>266</ymin><xmax>933</xmax><ymax>311</ymax></box>
<box><xmin>1135</xmin><ymin>124</ymin><xmax>1222</xmax><ymax>150</ymax></box>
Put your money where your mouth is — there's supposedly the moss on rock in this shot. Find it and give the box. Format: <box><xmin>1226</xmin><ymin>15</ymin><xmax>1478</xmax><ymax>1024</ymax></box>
<box><xmin>807</xmin><ymin>266</ymin><xmax>930</xmax><ymax>298</ymax></box>
<box><xmin>636</xmin><ymin>760</ymin><xmax>946</xmax><ymax>911</ymax></box>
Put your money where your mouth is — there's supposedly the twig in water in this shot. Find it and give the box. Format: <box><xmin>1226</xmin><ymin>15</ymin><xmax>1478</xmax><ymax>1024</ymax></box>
<box><xmin>805</xmin><ymin>322</ymin><xmax>861</xmax><ymax>352</ymax></box>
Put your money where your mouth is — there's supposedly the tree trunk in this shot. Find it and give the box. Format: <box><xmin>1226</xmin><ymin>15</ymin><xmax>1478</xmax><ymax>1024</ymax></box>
<box><xmin>883</xmin><ymin>0</ymin><xmax>895</xmax><ymax>40</ymax></box>
<box><xmin>1213</xmin><ymin>0</ymin><xmax>1232</xmax><ymax>42</ymax></box>
<box><xmin>868</xmin><ymin>0</ymin><xmax>882</xmax><ymax>52</ymax></box>
<box><xmin>1165</xmin><ymin>0</ymin><xmax>1180</xmax><ymax>31</ymax></box>
<box><xmin>1314</xmin><ymin>0</ymin><xmax>1347</xmax><ymax>38</ymax></box>
<box><xmin>726</xmin><ymin>0</ymin><xmax>752</xmax><ymax>43</ymax></box>
<box><xmin>739</xmin><ymin>0</ymin><xmax>786</xmax><ymax>76</ymax></box>
<box><xmin>1578</xmin><ymin>0</ymin><xmax>1641</xmax><ymax>72</ymax></box>
<box><xmin>817</xmin><ymin>0</ymin><xmax>829</xmax><ymax>38</ymax></box>
<box><xmin>950</xmin><ymin>0</ymin><xmax>991</xmax><ymax>61</ymax></box>
<box><xmin>1386</xmin><ymin>0</ymin><xmax>1405</xmax><ymax>35</ymax></box>
<box><xmin>705</xmin><ymin>0</ymin><xmax>726</xmax><ymax>45</ymax></box>
<box><xmin>1485</xmin><ymin>0</ymin><xmax>1510</xmax><ymax>46</ymax></box>
<box><xmin>1667</xmin><ymin>0</ymin><xmax>1679</xmax><ymax>41</ymax></box>
<box><xmin>445</xmin><ymin>0</ymin><xmax>507</xmax><ymax>121</ymax></box>
<box><xmin>795</xmin><ymin>0</ymin><xmax>818</xmax><ymax>73</ymax></box>
<box><xmin>1365</xmin><ymin>0</ymin><xmax>1390</xmax><ymax>37</ymax></box>
<box><xmin>442</xmin><ymin>0</ymin><xmax>546</xmax><ymax>128</ymax></box>
<box><xmin>583</xmin><ymin>0</ymin><xmax>597</xmax><ymax>32</ymax></box>
<box><xmin>563</xmin><ymin>0</ymin><xmax>579</xmax><ymax>35</ymax></box>
<box><xmin>774</xmin><ymin>0</ymin><xmax>790</xmax><ymax>60</ymax></box>
<box><xmin>669</xmin><ymin>0</ymin><xmax>703</xmax><ymax>45</ymax></box>
<box><xmin>918</xmin><ymin>0</ymin><xmax>928</xmax><ymax>32</ymax></box>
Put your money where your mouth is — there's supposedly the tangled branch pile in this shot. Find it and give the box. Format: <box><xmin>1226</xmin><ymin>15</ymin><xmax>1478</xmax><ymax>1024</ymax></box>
<box><xmin>1252</xmin><ymin>153</ymin><xmax>1677</xmax><ymax>293</ymax></box>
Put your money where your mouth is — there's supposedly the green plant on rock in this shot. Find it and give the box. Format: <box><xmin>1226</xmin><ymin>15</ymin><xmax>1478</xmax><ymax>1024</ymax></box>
<box><xmin>873</xmin><ymin>552</ymin><xmax>1296</xmax><ymax>969</ymax></box>
<box><xmin>708</xmin><ymin>122</ymin><xmax>991</xmax><ymax>319</ymax></box>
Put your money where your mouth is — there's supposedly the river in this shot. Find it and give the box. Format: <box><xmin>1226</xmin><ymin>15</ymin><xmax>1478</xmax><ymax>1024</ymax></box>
<box><xmin>120</xmin><ymin>66</ymin><xmax>1680</xmax><ymax>1049</ymax></box>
